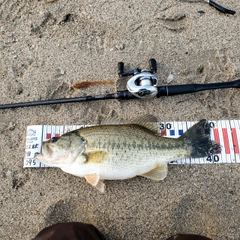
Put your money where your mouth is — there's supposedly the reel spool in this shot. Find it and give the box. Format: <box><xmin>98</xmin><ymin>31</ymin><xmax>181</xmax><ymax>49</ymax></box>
<box><xmin>118</xmin><ymin>59</ymin><xmax>159</xmax><ymax>98</ymax></box>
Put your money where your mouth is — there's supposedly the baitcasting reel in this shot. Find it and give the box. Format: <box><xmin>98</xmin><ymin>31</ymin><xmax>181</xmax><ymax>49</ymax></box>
<box><xmin>118</xmin><ymin>59</ymin><xmax>159</xmax><ymax>98</ymax></box>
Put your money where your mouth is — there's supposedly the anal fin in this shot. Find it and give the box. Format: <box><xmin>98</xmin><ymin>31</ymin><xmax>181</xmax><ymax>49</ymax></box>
<box><xmin>85</xmin><ymin>174</ymin><xmax>105</xmax><ymax>193</ymax></box>
<box><xmin>139</xmin><ymin>164</ymin><xmax>168</xmax><ymax>181</ymax></box>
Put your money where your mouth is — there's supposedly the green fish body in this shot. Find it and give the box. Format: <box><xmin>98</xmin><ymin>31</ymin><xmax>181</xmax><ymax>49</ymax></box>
<box><xmin>35</xmin><ymin>115</ymin><xmax>220</xmax><ymax>192</ymax></box>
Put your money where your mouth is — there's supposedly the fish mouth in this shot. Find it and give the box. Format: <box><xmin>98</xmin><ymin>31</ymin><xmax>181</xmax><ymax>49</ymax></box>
<box><xmin>34</xmin><ymin>143</ymin><xmax>72</xmax><ymax>166</ymax></box>
<box><xmin>42</xmin><ymin>142</ymin><xmax>52</xmax><ymax>154</ymax></box>
<box><xmin>34</xmin><ymin>152</ymin><xmax>41</xmax><ymax>158</ymax></box>
<box><xmin>34</xmin><ymin>143</ymin><xmax>54</xmax><ymax>165</ymax></box>
<box><xmin>34</xmin><ymin>152</ymin><xmax>51</xmax><ymax>165</ymax></box>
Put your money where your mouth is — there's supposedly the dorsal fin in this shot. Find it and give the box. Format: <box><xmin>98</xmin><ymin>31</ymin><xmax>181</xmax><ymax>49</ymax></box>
<box><xmin>100</xmin><ymin>116</ymin><xmax>127</xmax><ymax>125</ymax></box>
<box><xmin>101</xmin><ymin>115</ymin><xmax>161</xmax><ymax>136</ymax></box>
<box><xmin>131</xmin><ymin>115</ymin><xmax>161</xmax><ymax>136</ymax></box>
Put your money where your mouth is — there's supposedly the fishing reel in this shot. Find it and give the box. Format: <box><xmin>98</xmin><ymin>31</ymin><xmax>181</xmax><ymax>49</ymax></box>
<box><xmin>118</xmin><ymin>59</ymin><xmax>159</xmax><ymax>98</ymax></box>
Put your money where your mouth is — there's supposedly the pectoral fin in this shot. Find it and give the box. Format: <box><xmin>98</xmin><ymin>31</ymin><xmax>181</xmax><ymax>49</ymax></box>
<box><xmin>85</xmin><ymin>174</ymin><xmax>105</xmax><ymax>193</ymax></box>
<box><xmin>75</xmin><ymin>154</ymin><xmax>87</xmax><ymax>164</ymax></box>
<box><xmin>86</xmin><ymin>151</ymin><xmax>108</xmax><ymax>163</ymax></box>
<box><xmin>139</xmin><ymin>164</ymin><xmax>168</xmax><ymax>181</ymax></box>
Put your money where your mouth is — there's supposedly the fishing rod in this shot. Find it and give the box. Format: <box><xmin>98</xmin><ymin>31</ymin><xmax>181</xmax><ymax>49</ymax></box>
<box><xmin>180</xmin><ymin>0</ymin><xmax>236</xmax><ymax>15</ymax></box>
<box><xmin>0</xmin><ymin>59</ymin><xmax>239</xmax><ymax>109</ymax></box>
<box><xmin>205</xmin><ymin>0</ymin><xmax>235</xmax><ymax>14</ymax></box>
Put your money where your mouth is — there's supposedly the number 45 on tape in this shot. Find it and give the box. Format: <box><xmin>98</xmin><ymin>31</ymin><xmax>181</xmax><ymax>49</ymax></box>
<box><xmin>23</xmin><ymin>120</ymin><xmax>240</xmax><ymax>168</ymax></box>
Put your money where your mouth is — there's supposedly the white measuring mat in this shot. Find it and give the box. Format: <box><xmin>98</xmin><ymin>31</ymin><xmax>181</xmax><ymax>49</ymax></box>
<box><xmin>23</xmin><ymin>120</ymin><xmax>240</xmax><ymax>168</ymax></box>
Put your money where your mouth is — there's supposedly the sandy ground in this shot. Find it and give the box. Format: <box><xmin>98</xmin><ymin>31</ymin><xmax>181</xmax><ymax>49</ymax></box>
<box><xmin>0</xmin><ymin>0</ymin><xmax>240</xmax><ymax>239</ymax></box>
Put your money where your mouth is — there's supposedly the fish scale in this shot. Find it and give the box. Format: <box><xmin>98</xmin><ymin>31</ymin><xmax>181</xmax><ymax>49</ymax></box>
<box><xmin>80</xmin><ymin>125</ymin><xmax>189</xmax><ymax>158</ymax></box>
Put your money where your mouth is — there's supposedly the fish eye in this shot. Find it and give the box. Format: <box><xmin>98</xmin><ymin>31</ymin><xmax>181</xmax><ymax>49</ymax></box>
<box><xmin>51</xmin><ymin>137</ymin><xmax>59</xmax><ymax>143</ymax></box>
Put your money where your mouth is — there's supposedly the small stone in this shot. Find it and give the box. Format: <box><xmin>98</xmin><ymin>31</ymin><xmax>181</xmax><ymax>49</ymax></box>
<box><xmin>154</xmin><ymin>194</ymin><xmax>159</xmax><ymax>200</ymax></box>
<box><xmin>6</xmin><ymin>170</ymin><xmax>12</xmax><ymax>177</ymax></box>
<box><xmin>198</xmin><ymin>10</ymin><xmax>205</xmax><ymax>16</ymax></box>
<box><xmin>196</xmin><ymin>65</ymin><xmax>204</xmax><ymax>74</ymax></box>
<box><xmin>15</xmin><ymin>83</ymin><xmax>23</xmax><ymax>95</ymax></box>
<box><xmin>115</xmin><ymin>43</ymin><xmax>125</xmax><ymax>50</ymax></box>
<box><xmin>8</xmin><ymin>122</ymin><xmax>16</xmax><ymax>131</ymax></box>
<box><xmin>166</xmin><ymin>73</ymin><xmax>174</xmax><ymax>84</ymax></box>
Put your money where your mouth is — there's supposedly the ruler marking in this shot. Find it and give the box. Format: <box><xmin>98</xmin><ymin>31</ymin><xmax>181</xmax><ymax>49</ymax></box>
<box><xmin>213</xmin><ymin>128</ymin><xmax>220</xmax><ymax>146</ymax></box>
<box><xmin>218</xmin><ymin>121</ymin><xmax>227</xmax><ymax>163</ymax></box>
<box><xmin>176</xmin><ymin>122</ymin><xmax>183</xmax><ymax>164</ymax></box>
<box><xmin>182</xmin><ymin>121</ymin><xmax>190</xmax><ymax>164</ymax></box>
<box><xmin>222</xmin><ymin>128</ymin><xmax>230</xmax><ymax>154</ymax></box>
<box><xmin>51</xmin><ymin>126</ymin><xmax>55</xmax><ymax>140</ymax></box>
<box><xmin>235</xmin><ymin>120</ymin><xmax>240</xmax><ymax>163</ymax></box>
<box><xmin>208</xmin><ymin>121</ymin><xmax>218</xmax><ymax>164</ymax></box>
<box><xmin>230</xmin><ymin>120</ymin><xmax>240</xmax><ymax>163</ymax></box>
<box><xmin>221</xmin><ymin>121</ymin><xmax>231</xmax><ymax>163</ymax></box>
<box><xmin>226</xmin><ymin>121</ymin><xmax>235</xmax><ymax>163</ymax></box>
<box><xmin>55</xmin><ymin>126</ymin><xmax>60</xmax><ymax>138</ymax></box>
<box><xmin>187</xmin><ymin>121</ymin><xmax>197</xmax><ymax>164</ymax></box>
<box><xmin>231</xmin><ymin>128</ymin><xmax>239</xmax><ymax>154</ymax></box>
<box><xmin>161</xmin><ymin>129</ymin><xmax>166</xmax><ymax>136</ymax></box>
<box><xmin>179</xmin><ymin>129</ymin><xmax>183</xmax><ymax>135</ymax></box>
<box><xmin>39</xmin><ymin>125</ymin><xmax>43</xmax><ymax>168</ymax></box>
<box><xmin>216</xmin><ymin>121</ymin><xmax>223</xmax><ymax>163</ymax></box>
<box><xmin>170</xmin><ymin>129</ymin><xmax>175</xmax><ymax>136</ymax></box>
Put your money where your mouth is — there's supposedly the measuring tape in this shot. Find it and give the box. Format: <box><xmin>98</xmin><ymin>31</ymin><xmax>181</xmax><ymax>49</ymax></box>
<box><xmin>23</xmin><ymin>120</ymin><xmax>240</xmax><ymax>168</ymax></box>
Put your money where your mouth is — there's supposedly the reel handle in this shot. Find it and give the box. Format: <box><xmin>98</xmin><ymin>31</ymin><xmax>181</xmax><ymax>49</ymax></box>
<box><xmin>117</xmin><ymin>58</ymin><xmax>157</xmax><ymax>77</ymax></box>
<box><xmin>118</xmin><ymin>62</ymin><xmax>124</xmax><ymax>76</ymax></box>
<box><xmin>149</xmin><ymin>59</ymin><xmax>157</xmax><ymax>73</ymax></box>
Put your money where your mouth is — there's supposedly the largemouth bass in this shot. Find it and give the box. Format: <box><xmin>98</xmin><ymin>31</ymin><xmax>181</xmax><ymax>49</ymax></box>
<box><xmin>35</xmin><ymin>115</ymin><xmax>220</xmax><ymax>192</ymax></box>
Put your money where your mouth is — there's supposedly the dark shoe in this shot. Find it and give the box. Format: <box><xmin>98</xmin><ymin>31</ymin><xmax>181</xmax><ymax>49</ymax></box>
<box><xmin>31</xmin><ymin>222</ymin><xmax>106</xmax><ymax>240</ymax></box>
<box><xmin>166</xmin><ymin>234</ymin><xmax>212</xmax><ymax>240</ymax></box>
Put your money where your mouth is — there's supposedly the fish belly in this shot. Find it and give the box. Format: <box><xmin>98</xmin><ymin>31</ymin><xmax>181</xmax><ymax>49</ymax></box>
<box><xmin>61</xmin><ymin>146</ymin><xmax>188</xmax><ymax>180</ymax></box>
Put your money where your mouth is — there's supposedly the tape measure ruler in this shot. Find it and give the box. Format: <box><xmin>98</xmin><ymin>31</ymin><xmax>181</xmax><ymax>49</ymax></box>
<box><xmin>23</xmin><ymin>120</ymin><xmax>240</xmax><ymax>168</ymax></box>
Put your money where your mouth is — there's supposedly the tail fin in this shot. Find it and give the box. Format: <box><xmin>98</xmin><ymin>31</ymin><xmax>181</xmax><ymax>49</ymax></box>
<box><xmin>179</xmin><ymin>119</ymin><xmax>221</xmax><ymax>158</ymax></box>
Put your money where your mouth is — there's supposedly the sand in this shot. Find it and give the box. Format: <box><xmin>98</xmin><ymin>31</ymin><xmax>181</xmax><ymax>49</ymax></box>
<box><xmin>0</xmin><ymin>0</ymin><xmax>239</xmax><ymax>239</ymax></box>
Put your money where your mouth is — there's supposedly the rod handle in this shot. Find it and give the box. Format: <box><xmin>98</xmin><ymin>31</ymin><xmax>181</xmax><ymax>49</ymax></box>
<box><xmin>157</xmin><ymin>79</ymin><xmax>240</xmax><ymax>97</ymax></box>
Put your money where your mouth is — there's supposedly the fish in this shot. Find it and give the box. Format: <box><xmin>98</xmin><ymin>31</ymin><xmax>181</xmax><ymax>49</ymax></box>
<box><xmin>35</xmin><ymin>115</ymin><xmax>221</xmax><ymax>193</ymax></box>
<box><xmin>27</xmin><ymin>129</ymin><xmax>36</xmax><ymax>137</ymax></box>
